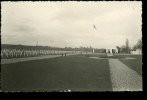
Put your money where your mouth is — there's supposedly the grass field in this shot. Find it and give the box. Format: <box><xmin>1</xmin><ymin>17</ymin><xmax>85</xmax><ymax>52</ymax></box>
<box><xmin>1</xmin><ymin>55</ymin><xmax>112</xmax><ymax>91</ymax></box>
<box><xmin>78</xmin><ymin>53</ymin><xmax>142</xmax><ymax>75</ymax></box>
<box><xmin>1</xmin><ymin>53</ymin><xmax>142</xmax><ymax>91</ymax></box>
<box><xmin>118</xmin><ymin>55</ymin><xmax>142</xmax><ymax>75</ymax></box>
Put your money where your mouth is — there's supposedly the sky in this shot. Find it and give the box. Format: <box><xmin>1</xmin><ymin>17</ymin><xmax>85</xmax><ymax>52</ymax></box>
<box><xmin>1</xmin><ymin>1</ymin><xmax>142</xmax><ymax>48</ymax></box>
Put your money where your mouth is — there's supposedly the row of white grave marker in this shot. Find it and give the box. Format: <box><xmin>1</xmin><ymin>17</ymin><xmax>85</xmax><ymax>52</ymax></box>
<box><xmin>1</xmin><ymin>49</ymin><xmax>81</xmax><ymax>58</ymax></box>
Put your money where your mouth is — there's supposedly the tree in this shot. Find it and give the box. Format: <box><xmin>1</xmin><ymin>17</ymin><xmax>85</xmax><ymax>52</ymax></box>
<box><xmin>121</xmin><ymin>45</ymin><xmax>127</xmax><ymax>53</ymax></box>
<box><xmin>133</xmin><ymin>38</ymin><xmax>142</xmax><ymax>50</ymax></box>
<box><xmin>90</xmin><ymin>45</ymin><xmax>92</xmax><ymax>50</ymax></box>
<box><xmin>116</xmin><ymin>46</ymin><xmax>121</xmax><ymax>53</ymax></box>
<box><xmin>133</xmin><ymin>44</ymin><xmax>138</xmax><ymax>50</ymax></box>
<box><xmin>126</xmin><ymin>38</ymin><xmax>129</xmax><ymax>51</ymax></box>
<box><xmin>137</xmin><ymin>38</ymin><xmax>142</xmax><ymax>49</ymax></box>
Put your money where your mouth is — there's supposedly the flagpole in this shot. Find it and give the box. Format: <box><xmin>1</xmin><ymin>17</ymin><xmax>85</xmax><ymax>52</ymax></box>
<box><xmin>93</xmin><ymin>25</ymin><xmax>94</xmax><ymax>53</ymax></box>
<box><xmin>93</xmin><ymin>24</ymin><xmax>96</xmax><ymax>53</ymax></box>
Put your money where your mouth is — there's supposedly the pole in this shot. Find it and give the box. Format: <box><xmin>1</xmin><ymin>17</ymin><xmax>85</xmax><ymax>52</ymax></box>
<box><xmin>93</xmin><ymin>25</ymin><xmax>94</xmax><ymax>53</ymax></box>
<box><xmin>93</xmin><ymin>27</ymin><xmax>94</xmax><ymax>48</ymax></box>
<box><xmin>36</xmin><ymin>41</ymin><xmax>38</xmax><ymax>46</ymax></box>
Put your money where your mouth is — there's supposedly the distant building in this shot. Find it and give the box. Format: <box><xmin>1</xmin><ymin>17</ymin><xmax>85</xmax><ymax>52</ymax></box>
<box><xmin>106</xmin><ymin>47</ymin><xmax>118</xmax><ymax>54</ymax></box>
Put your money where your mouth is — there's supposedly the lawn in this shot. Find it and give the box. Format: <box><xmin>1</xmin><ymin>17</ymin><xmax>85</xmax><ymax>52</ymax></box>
<box><xmin>117</xmin><ymin>55</ymin><xmax>142</xmax><ymax>75</ymax></box>
<box><xmin>1</xmin><ymin>55</ymin><xmax>112</xmax><ymax>92</ymax></box>
<box><xmin>71</xmin><ymin>53</ymin><xmax>142</xmax><ymax>75</ymax></box>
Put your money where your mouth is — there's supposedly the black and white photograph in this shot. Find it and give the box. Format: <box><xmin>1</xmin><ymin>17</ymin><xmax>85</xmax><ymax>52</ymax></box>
<box><xmin>1</xmin><ymin>1</ymin><xmax>142</xmax><ymax>92</ymax></box>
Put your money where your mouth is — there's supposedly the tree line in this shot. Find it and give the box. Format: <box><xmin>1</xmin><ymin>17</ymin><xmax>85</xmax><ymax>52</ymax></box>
<box><xmin>116</xmin><ymin>38</ymin><xmax>142</xmax><ymax>53</ymax></box>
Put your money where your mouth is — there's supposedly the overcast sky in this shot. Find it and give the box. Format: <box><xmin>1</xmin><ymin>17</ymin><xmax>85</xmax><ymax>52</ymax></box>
<box><xmin>1</xmin><ymin>1</ymin><xmax>142</xmax><ymax>48</ymax></box>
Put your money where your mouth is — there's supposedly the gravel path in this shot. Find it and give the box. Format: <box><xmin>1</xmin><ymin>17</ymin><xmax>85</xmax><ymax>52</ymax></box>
<box><xmin>108</xmin><ymin>59</ymin><xmax>142</xmax><ymax>91</ymax></box>
<box><xmin>1</xmin><ymin>54</ymin><xmax>78</xmax><ymax>64</ymax></box>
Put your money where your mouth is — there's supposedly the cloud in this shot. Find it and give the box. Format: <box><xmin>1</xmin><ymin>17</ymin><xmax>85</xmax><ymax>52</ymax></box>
<box><xmin>1</xmin><ymin>1</ymin><xmax>142</xmax><ymax>48</ymax></box>
<box><xmin>11</xmin><ymin>24</ymin><xmax>35</xmax><ymax>32</ymax></box>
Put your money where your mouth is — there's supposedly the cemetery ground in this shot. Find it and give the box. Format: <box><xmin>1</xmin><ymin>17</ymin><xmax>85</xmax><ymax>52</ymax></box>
<box><xmin>1</xmin><ymin>53</ymin><xmax>142</xmax><ymax>91</ymax></box>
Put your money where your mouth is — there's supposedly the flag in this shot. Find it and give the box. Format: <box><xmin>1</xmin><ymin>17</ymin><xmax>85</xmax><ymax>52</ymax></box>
<box><xmin>93</xmin><ymin>24</ymin><xmax>97</xmax><ymax>30</ymax></box>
